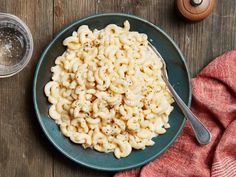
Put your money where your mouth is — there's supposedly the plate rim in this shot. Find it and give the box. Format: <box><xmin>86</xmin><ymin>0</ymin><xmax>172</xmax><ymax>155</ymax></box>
<box><xmin>33</xmin><ymin>12</ymin><xmax>192</xmax><ymax>171</ymax></box>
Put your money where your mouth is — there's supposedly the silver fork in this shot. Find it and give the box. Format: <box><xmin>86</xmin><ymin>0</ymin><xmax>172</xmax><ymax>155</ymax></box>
<box><xmin>148</xmin><ymin>42</ymin><xmax>212</xmax><ymax>145</ymax></box>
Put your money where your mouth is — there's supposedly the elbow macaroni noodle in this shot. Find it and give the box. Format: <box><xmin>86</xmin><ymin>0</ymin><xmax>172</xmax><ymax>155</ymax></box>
<box><xmin>44</xmin><ymin>21</ymin><xmax>174</xmax><ymax>159</ymax></box>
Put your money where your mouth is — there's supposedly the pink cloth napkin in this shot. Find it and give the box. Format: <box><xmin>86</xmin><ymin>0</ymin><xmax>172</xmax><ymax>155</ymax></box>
<box><xmin>115</xmin><ymin>51</ymin><xmax>236</xmax><ymax>177</ymax></box>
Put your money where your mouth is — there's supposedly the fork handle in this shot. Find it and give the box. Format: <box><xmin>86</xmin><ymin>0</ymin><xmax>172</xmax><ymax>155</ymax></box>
<box><xmin>166</xmin><ymin>81</ymin><xmax>212</xmax><ymax>145</ymax></box>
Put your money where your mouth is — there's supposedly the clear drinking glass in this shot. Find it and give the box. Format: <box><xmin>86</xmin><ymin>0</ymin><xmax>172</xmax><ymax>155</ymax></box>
<box><xmin>0</xmin><ymin>13</ymin><xmax>33</xmax><ymax>78</ymax></box>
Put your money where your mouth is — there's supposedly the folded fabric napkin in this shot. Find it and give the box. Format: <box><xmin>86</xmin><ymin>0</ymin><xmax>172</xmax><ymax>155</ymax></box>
<box><xmin>115</xmin><ymin>51</ymin><xmax>236</xmax><ymax>177</ymax></box>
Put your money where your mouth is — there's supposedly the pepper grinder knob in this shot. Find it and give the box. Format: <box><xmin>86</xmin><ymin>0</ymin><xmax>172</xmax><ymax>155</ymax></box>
<box><xmin>176</xmin><ymin>0</ymin><xmax>216</xmax><ymax>21</ymax></box>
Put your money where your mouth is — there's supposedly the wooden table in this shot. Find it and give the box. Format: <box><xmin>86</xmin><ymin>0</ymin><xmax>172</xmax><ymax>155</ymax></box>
<box><xmin>0</xmin><ymin>1</ymin><xmax>235</xmax><ymax>177</ymax></box>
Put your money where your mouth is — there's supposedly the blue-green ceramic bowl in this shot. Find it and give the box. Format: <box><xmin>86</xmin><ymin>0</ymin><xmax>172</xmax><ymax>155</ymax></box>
<box><xmin>33</xmin><ymin>13</ymin><xmax>191</xmax><ymax>171</ymax></box>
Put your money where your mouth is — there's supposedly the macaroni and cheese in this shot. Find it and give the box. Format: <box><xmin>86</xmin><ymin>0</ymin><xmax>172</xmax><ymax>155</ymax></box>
<box><xmin>44</xmin><ymin>21</ymin><xmax>174</xmax><ymax>158</ymax></box>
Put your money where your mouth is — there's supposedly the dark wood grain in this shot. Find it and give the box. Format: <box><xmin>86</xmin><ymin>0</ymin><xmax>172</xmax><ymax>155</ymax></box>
<box><xmin>0</xmin><ymin>0</ymin><xmax>54</xmax><ymax>177</ymax></box>
<box><xmin>0</xmin><ymin>0</ymin><xmax>236</xmax><ymax>177</ymax></box>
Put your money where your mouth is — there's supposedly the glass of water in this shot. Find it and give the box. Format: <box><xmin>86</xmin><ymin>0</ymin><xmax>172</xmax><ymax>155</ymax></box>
<box><xmin>0</xmin><ymin>13</ymin><xmax>33</xmax><ymax>78</ymax></box>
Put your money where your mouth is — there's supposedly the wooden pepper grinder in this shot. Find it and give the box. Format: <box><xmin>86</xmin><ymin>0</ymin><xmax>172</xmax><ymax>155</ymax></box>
<box><xmin>176</xmin><ymin>0</ymin><xmax>216</xmax><ymax>21</ymax></box>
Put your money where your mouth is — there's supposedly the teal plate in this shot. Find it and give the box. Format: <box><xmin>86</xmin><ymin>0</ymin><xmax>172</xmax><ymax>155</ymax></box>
<box><xmin>33</xmin><ymin>13</ymin><xmax>191</xmax><ymax>171</ymax></box>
